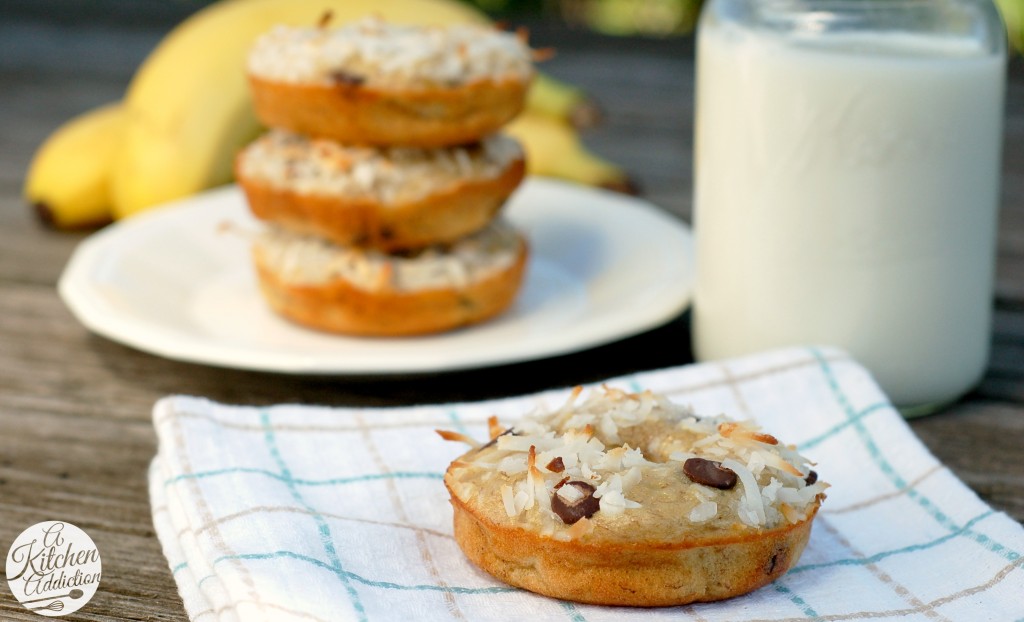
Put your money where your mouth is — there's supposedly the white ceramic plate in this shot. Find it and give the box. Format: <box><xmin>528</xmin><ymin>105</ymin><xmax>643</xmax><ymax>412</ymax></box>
<box><xmin>59</xmin><ymin>178</ymin><xmax>694</xmax><ymax>374</ymax></box>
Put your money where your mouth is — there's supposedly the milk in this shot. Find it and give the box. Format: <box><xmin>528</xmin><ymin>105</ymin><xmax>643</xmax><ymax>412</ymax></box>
<box><xmin>692</xmin><ymin>22</ymin><xmax>1005</xmax><ymax>409</ymax></box>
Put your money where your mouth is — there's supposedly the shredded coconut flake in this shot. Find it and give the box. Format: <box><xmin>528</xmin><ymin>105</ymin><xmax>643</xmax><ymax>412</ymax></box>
<box><xmin>689</xmin><ymin>501</ymin><xmax>718</xmax><ymax>523</ymax></box>
<box><xmin>239</xmin><ymin>130</ymin><xmax>521</xmax><ymax>204</ymax></box>
<box><xmin>445</xmin><ymin>385</ymin><xmax>827</xmax><ymax>534</ymax></box>
<box><xmin>248</xmin><ymin>17</ymin><xmax>534</xmax><ymax>87</ymax></box>
<box><xmin>256</xmin><ymin>218</ymin><xmax>521</xmax><ymax>292</ymax></box>
<box><xmin>598</xmin><ymin>490</ymin><xmax>640</xmax><ymax>516</ymax></box>
<box><xmin>498</xmin><ymin>455</ymin><xmax>527</xmax><ymax>475</ymax></box>
<box><xmin>501</xmin><ymin>484</ymin><xmax>516</xmax><ymax>517</ymax></box>
<box><xmin>557</xmin><ymin>484</ymin><xmax>584</xmax><ymax>503</ymax></box>
<box><xmin>722</xmin><ymin>458</ymin><xmax>766</xmax><ymax>526</ymax></box>
<box><xmin>761</xmin><ymin>477</ymin><xmax>784</xmax><ymax>504</ymax></box>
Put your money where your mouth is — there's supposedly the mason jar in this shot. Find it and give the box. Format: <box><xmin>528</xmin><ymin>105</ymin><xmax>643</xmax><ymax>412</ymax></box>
<box><xmin>690</xmin><ymin>0</ymin><xmax>1007</xmax><ymax>414</ymax></box>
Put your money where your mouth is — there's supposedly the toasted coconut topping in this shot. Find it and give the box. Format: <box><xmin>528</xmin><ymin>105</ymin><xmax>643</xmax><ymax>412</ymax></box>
<box><xmin>546</xmin><ymin>456</ymin><xmax>565</xmax><ymax>473</ymax></box>
<box><xmin>238</xmin><ymin>130</ymin><xmax>522</xmax><ymax>205</ymax></box>
<box><xmin>255</xmin><ymin>218</ymin><xmax>522</xmax><ymax>292</ymax></box>
<box><xmin>559</xmin><ymin>516</ymin><xmax>594</xmax><ymax>541</ymax></box>
<box><xmin>444</xmin><ymin>386</ymin><xmax>828</xmax><ymax>538</ymax></box>
<box><xmin>719</xmin><ymin>422</ymin><xmax>779</xmax><ymax>445</ymax></box>
<box><xmin>487</xmin><ymin>415</ymin><xmax>504</xmax><ymax>440</ymax></box>
<box><xmin>248</xmin><ymin>17</ymin><xmax>534</xmax><ymax>87</ymax></box>
<box><xmin>436</xmin><ymin>429</ymin><xmax>480</xmax><ymax>447</ymax></box>
<box><xmin>689</xmin><ymin>501</ymin><xmax>718</xmax><ymax>523</ymax></box>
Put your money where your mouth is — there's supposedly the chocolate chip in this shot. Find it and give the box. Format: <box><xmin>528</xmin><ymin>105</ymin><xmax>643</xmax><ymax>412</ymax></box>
<box><xmin>331</xmin><ymin>70</ymin><xmax>365</xmax><ymax>86</ymax></box>
<box><xmin>546</xmin><ymin>457</ymin><xmax>565</xmax><ymax>473</ymax></box>
<box><xmin>804</xmin><ymin>470</ymin><xmax>818</xmax><ymax>485</ymax></box>
<box><xmin>477</xmin><ymin>428</ymin><xmax>516</xmax><ymax>452</ymax></box>
<box><xmin>390</xmin><ymin>247</ymin><xmax>421</xmax><ymax>259</ymax></box>
<box><xmin>551</xmin><ymin>481</ymin><xmax>600</xmax><ymax>524</ymax></box>
<box><xmin>766</xmin><ymin>547</ymin><xmax>789</xmax><ymax>577</ymax></box>
<box><xmin>683</xmin><ymin>458</ymin><xmax>738</xmax><ymax>489</ymax></box>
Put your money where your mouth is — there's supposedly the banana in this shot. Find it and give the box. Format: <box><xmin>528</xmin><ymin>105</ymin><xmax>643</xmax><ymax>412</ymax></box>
<box><xmin>527</xmin><ymin>73</ymin><xmax>603</xmax><ymax>129</ymax></box>
<box><xmin>505</xmin><ymin>112</ymin><xmax>634</xmax><ymax>193</ymax></box>
<box><xmin>112</xmin><ymin>0</ymin><xmax>491</xmax><ymax>219</ymax></box>
<box><xmin>996</xmin><ymin>0</ymin><xmax>1023</xmax><ymax>54</ymax></box>
<box><xmin>24</xmin><ymin>102</ymin><xmax>123</xmax><ymax>229</ymax></box>
<box><xmin>31</xmin><ymin>0</ymin><xmax>615</xmax><ymax>225</ymax></box>
<box><xmin>35</xmin><ymin>103</ymin><xmax>629</xmax><ymax>229</ymax></box>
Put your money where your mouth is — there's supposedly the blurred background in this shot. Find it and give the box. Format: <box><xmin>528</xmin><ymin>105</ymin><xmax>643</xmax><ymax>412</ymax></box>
<box><xmin>1</xmin><ymin>0</ymin><xmax>1019</xmax><ymax>47</ymax></box>
<box><xmin>2</xmin><ymin>0</ymin><xmax>1021</xmax><ymax>232</ymax></box>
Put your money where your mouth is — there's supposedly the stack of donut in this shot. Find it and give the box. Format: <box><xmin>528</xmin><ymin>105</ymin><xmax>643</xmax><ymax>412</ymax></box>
<box><xmin>236</xmin><ymin>16</ymin><xmax>535</xmax><ymax>336</ymax></box>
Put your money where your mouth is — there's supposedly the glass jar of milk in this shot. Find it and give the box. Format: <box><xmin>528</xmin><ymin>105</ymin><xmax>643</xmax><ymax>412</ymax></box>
<box><xmin>691</xmin><ymin>0</ymin><xmax>1006</xmax><ymax>413</ymax></box>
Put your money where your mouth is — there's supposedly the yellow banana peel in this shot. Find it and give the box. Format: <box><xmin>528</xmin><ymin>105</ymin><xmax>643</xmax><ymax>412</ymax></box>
<box><xmin>527</xmin><ymin>73</ymin><xmax>603</xmax><ymax>128</ymax></box>
<box><xmin>24</xmin><ymin>102</ymin><xmax>123</xmax><ymax>230</ymax></box>
<box><xmin>110</xmin><ymin>0</ymin><xmax>489</xmax><ymax>219</ymax></box>
<box><xmin>505</xmin><ymin>113</ymin><xmax>633</xmax><ymax>192</ymax></box>
<box><xmin>996</xmin><ymin>0</ymin><xmax>1023</xmax><ymax>54</ymax></box>
<box><xmin>29</xmin><ymin>0</ymin><xmax>623</xmax><ymax>228</ymax></box>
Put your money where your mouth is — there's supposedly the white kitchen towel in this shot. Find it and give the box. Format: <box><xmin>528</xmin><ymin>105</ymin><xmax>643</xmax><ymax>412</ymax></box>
<box><xmin>149</xmin><ymin>346</ymin><xmax>1024</xmax><ymax>622</ymax></box>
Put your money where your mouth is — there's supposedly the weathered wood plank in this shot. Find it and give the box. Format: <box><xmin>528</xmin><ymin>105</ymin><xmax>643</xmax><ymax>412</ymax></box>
<box><xmin>909</xmin><ymin>400</ymin><xmax>1024</xmax><ymax>520</ymax></box>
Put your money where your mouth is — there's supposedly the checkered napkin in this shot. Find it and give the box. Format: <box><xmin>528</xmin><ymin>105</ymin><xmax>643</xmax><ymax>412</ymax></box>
<box><xmin>149</xmin><ymin>346</ymin><xmax>1024</xmax><ymax>622</ymax></box>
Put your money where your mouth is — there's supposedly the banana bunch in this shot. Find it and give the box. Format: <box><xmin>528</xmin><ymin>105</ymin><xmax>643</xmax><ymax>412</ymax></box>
<box><xmin>25</xmin><ymin>0</ymin><xmax>628</xmax><ymax>230</ymax></box>
<box><xmin>996</xmin><ymin>0</ymin><xmax>1023</xmax><ymax>54</ymax></box>
<box><xmin>25</xmin><ymin>103</ymin><xmax>123</xmax><ymax>229</ymax></box>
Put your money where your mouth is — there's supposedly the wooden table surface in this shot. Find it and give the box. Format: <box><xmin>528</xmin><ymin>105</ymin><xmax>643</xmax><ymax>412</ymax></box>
<box><xmin>1</xmin><ymin>8</ymin><xmax>1022</xmax><ymax>622</ymax></box>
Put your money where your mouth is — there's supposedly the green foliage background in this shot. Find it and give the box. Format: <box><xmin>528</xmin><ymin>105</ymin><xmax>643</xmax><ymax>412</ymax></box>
<box><xmin>999</xmin><ymin>0</ymin><xmax>1024</xmax><ymax>52</ymax></box>
<box><xmin>474</xmin><ymin>0</ymin><xmax>1023</xmax><ymax>52</ymax></box>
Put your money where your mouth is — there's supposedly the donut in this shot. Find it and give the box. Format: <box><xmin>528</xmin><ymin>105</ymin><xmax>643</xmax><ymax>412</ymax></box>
<box><xmin>252</xmin><ymin>218</ymin><xmax>528</xmax><ymax>336</ymax></box>
<box><xmin>246</xmin><ymin>17</ymin><xmax>535</xmax><ymax>147</ymax></box>
<box><xmin>440</xmin><ymin>386</ymin><xmax>828</xmax><ymax>606</ymax></box>
<box><xmin>236</xmin><ymin>130</ymin><xmax>525</xmax><ymax>251</ymax></box>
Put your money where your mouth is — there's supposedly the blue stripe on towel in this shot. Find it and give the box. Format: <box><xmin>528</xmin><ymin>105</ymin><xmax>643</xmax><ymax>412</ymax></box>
<box><xmin>774</xmin><ymin>582</ymin><xmax>820</xmax><ymax>619</ymax></box>
<box><xmin>791</xmin><ymin>510</ymin><xmax>996</xmax><ymax>574</ymax></box>
<box><xmin>208</xmin><ymin>550</ymin><xmax>516</xmax><ymax>594</ymax></box>
<box><xmin>261</xmin><ymin>409</ymin><xmax>367</xmax><ymax>622</ymax></box>
<box><xmin>810</xmin><ymin>348</ymin><xmax>1020</xmax><ymax>562</ymax></box>
<box><xmin>796</xmin><ymin>401</ymin><xmax>890</xmax><ymax>451</ymax></box>
<box><xmin>164</xmin><ymin>468</ymin><xmax>443</xmax><ymax>487</ymax></box>
<box><xmin>446</xmin><ymin>409</ymin><xmax>470</xmax><ymax>436</ymax></box>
